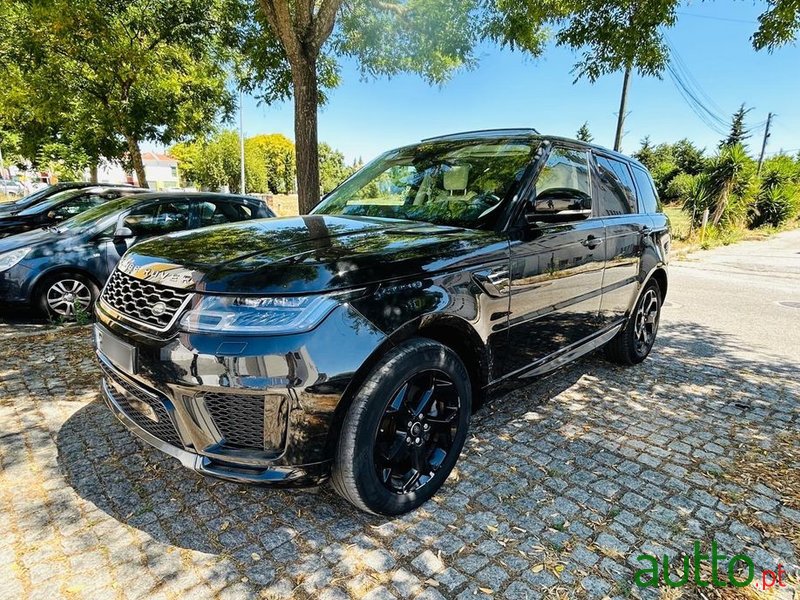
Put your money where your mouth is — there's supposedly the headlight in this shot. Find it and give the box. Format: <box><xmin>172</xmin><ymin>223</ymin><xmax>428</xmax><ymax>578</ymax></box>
<box><xmin>179</xmin><ymin>294</ymin><xmax>340</xmax><ymax>335</ymax></box>
<box><xmin>0</xmin><ymin>247</ymin><xmax>31</xmax><ymax>272</ymax></box>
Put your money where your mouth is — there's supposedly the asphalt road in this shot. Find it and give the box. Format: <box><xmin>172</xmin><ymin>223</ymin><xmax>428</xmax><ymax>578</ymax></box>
<box><xmin>665</xmin><ymin>228</ymin><xmax>800</xmax><ymax>364</ymax></box>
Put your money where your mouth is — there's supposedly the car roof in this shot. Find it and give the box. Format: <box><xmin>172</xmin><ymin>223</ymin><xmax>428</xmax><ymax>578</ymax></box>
<box><xmin>126</xmin><ymin>191</ymin><xmax>261</xmax><ymax>202</ymax></box>
<box><xmin>417</xmin><ymin>128</ymin><xmax>647</xmax><ymax>171</ymax></box>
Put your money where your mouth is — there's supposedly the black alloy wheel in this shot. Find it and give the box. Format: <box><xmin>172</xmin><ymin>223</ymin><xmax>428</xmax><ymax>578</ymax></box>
<box><xmin>332</xmin><ymin>338</ymin><xmax>471</xmax><ymax>515</ymax></box>
<box><xmin>373</xmin><ymin>370</ymin><xmax>462</xmax><ymax>495</ymax></box>
<box><xmin>605</xmin><ymin>279</ymin><xmax>662</xmax><ymax>365</ymax></box>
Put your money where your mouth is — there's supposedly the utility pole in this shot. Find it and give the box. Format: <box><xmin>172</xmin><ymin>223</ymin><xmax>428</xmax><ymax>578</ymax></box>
<box><xmin>239</xmin><ymin>87</ymin><xmax>246</xmax><ymax>195</ymax></box>
<box><xmin>757</xmin><ymin>112</ymin><xmax>773</xmax><ymax>175</ymax></box>
<box><xmin>614</xmin><ymin>65</ymin><xmax>632</xmax><ymax>152</ymax></box>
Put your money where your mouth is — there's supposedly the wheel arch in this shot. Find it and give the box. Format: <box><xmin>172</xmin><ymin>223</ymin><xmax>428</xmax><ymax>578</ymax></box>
<box><xmin>649</xmin><ymin>267</ymin><xmax>668</xmax><ymax>302</ymax></box>
<box><xmin>323</xmin><ymin>313</ymin><xmax>489</xmax><ymax>460</ymax></box>
<box><xmin>30</xmin><ymin>265</ymin><xmax>103</xmax><ymax>303</ymax></box>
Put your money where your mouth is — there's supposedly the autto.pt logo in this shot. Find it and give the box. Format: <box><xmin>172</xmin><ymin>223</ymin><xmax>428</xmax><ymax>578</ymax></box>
<box><xmin>634</xmin><ymin>541</ymin><xmax>795</xmax><ymax>591</ymax></box>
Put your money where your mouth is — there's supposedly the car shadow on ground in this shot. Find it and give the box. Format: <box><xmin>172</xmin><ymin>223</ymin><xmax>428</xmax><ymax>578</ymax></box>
<box><xmin>38</xmin><ymin>320</ymin><xmax>799</xmax><ymax>594</ymax></box>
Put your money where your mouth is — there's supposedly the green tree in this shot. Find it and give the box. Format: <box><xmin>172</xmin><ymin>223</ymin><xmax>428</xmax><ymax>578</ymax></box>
<box><xmin>1</xmin><ymin>0</ymin><xmax>235</xmax><ymax>187</ymax></box>
<box><xmin>246</xmin><ymin>133</ymin><xmax>296</xmax><ymax>193</ymax></box>
<box><xmin>318</xmin><ymin>143</ymin><xmax>354</xmax><ymax>194</ymax></box>
<box><xmin>576</xmin><ymin>122</ymin><xmax>593</xmax><ymax>142</ymax></box>
<box><xmin>554</xmin><ymin>0</ymin><xmax>678</xmax><ymax>151</ymax></box>
<box><xmin>752</xmin><ymin>0</ymin><xmax>800</xmax><ymax>50</ymax></box>
<box><xmin>720</xmin><ymin>104</ymin><xmax>752</xmax><ymax>150</ymax></box>
<box><xmin>672</xmin><ymin>139</ymin><xmax>706</xmax><ymax>175</ymax></box>
<box><xmin>174</xmin><ymin>131</ymin><xmax>242</xmax><ymax>191</ymax></box>
<box><xmin>238</xmin><ymin>0</ymin><xmax>553</xmax><ymax>214</ymax></box>
<box><xmin>633</xmin><ymin>136</ymin><xmax>656</xmax><ymax>170</ymax></box>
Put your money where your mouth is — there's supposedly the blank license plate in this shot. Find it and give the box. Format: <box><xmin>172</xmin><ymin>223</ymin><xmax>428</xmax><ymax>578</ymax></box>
<box><xmin>95</xmin><ymin>325</ymin><xmax>137</xmax><ymax>375</ymax></box>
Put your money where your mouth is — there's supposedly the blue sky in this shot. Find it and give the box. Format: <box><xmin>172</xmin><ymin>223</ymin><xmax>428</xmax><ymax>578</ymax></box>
<box><xmin>237</xmin><ymin>2</ymin><xmax>800</xmax><ymax>164</ymax></box>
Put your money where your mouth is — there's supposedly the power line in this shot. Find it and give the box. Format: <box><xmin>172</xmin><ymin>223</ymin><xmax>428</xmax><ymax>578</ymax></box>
<box><xmin>663</xmin><ymin>35</ymin><xmax>732</xmax><ymax>136</ymax></box>
<box><xmin>675</xmin><ymin>11</ymin><xmax>758</xmax><ymax>25</ymax></box>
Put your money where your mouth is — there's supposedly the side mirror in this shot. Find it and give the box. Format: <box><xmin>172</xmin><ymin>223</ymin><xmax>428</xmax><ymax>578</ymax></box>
<box><xmin>113</xmin><ymin>226</ymin><xmax>134</xmax><ymax>239</ymax></box>
<box><xmin>529</xmin><ymin>188</ymin><xmax>592</xmax><ymax>221</ymax></box>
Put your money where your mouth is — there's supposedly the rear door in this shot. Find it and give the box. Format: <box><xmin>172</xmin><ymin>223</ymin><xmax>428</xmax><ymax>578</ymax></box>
<box><xmin>192</xmin><ymin>197</ymin><xmax>259</xmax><ymax>229</ymax></box>
<box><xmin>592</xmin><ymin>153</ymin><xmax>647</xmax><ymax>327</ymax></box>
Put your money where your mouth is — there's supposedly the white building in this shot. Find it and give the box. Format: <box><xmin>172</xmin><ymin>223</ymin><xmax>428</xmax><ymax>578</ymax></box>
<box><xmin>95</xmin><ymin>152</ymin><xmax>180</xmax><ymax>190</ymax></box>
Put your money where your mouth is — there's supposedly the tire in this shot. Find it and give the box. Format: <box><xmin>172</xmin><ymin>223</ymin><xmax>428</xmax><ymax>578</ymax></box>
<box><xmin>605</xmin><ymin>279</ymin><xmax>662</xmax><ymax>365</ymax></box>
<box><xmin>36</xmin><ymin>272</ymin><xmax>99</xmax><ymax>321</ymax></box>
<box><xmin>332</xmin><ymin>338</ymin><xmax>472</xmax><ymax>515</ymax></box>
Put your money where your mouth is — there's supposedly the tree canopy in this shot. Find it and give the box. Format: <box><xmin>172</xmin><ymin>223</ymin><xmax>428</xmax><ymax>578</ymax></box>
<box><xmin>235</xmin><ymin>0</ymin><xmax>555</xmax><ymax>213</ymax></box>
<box><xmin>576</xmin><ymin>122</ymin><xmax>594</xmax><ymax>143</ymax></box>
<box><xmin>0</xmin><ymin>0</ymin><xmax>236</xmax><ymax>186</ymax></box>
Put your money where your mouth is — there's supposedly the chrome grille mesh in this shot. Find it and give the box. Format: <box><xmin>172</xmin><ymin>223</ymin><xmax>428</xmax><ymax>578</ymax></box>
<box><xmin>101</xmin><ymin>362</ymin><xmax>182</xmax><ymax>448</ymax></box>
<box><xmin>101</xmin><ymin>270</ymin><xmax>191</xmax><ymax>330</ymax></box>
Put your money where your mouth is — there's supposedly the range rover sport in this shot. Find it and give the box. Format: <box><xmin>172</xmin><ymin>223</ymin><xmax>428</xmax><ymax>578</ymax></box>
<box><xmin>94</xmin><ymin>129</ymin><xmax>670</xmax><ymax>515</ymax></box>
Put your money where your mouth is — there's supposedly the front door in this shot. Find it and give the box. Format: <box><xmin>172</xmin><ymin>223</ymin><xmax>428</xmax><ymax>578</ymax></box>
<box><xmin>103</xmin><ymin>199</ymin><xmax>192</xmax><ymax>274</ymax></box>
<box><xmin>500</xmin><ymin>145</ymin><xmax>606</xmax><ymax>377</ymax></box>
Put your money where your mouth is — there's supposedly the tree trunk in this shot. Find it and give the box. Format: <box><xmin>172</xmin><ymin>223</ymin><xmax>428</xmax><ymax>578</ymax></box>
<box><xmin>89</xmin><ymin>161</ymin><xmax>98</xmax><ymax>184</ymax></box>
<box><xmin>292</xmin><ymin>59</ymin><xmax>320</xmax><ymax>215</ymax></box>
<box><xmin>126</xmin><ymin>135</ymin><xmax>148</xmax><ymax>188</ymax></box>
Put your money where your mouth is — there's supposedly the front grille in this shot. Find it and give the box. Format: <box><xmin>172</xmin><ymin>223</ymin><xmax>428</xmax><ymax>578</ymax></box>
<box><xmin>101</xmin><ymin>270</ymin><xmax>192</xmax><ymax>330</ymax></box>
<box><xmin>203</xmin><ymin>393</ymin><xmax>289</xmax><ymax>452</ymax></box>
<box><xmin>101</xmin><ymin>363</ymin><xmax>182</xmax><ymax>448</ymax></box>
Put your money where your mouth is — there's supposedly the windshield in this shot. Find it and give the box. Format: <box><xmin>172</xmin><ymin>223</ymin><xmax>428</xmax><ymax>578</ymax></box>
<box><xmin>312</xmin><ymin>139</ymin><xmax>538</xmax><ymax>228</ymax></box>
<box><xmin>17</xmin><ymin>189</ymin><xmax>85</xmax><ymax>215</ymax></box>
<box><xmin>10</xmin><ymin>186</ymin><xmax>52</xmax><ymax>207</ymax></box>
<box><xmin>56</xmin><ymin>195</ymin><xmax>149</xmax><ymax>232</ymax></box>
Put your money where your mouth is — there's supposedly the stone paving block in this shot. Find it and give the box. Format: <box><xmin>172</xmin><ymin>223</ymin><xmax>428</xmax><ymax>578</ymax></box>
<box><xmin>2</xmin><ymin>326</ymin><xmax>798</xmax><ymax>600</ymax></box>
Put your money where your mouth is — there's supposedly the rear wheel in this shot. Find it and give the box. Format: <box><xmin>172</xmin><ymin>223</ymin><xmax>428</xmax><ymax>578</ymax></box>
<box><xmin>332</xmin><ymin>338</ymin><xmax>471</xmax><ymax>515</ymax></box>
<box><xmin>605</xmin><ymin>279</ymin><xmax>662</xmax><ymax>365</ymax></box>
<box><xmin>36</xmin><ymin>272</ymin><xmax>99</xmax><ymax>320</ymax></box>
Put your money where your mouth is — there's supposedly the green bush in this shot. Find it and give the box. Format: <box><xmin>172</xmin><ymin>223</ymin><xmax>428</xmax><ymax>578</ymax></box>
<box><xmin>663</xmin><ymin>172</ymin><xmax>696</xmax><ymax>203</ymax></box>
<box><xmin>748</xmin><ymin>155</ymin><xmax>800</xmax><ymax>228</ymax></box>
<box><xmin>683</xmin><ymin>144</ymin><xmax>755</xmax><ymax>228</ymax></box>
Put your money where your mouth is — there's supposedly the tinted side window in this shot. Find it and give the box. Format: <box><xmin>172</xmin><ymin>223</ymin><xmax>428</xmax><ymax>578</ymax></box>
<box><xmin>53</xmin><ymin>194</ymin><xmax>107</xmax><ymax>219</ymax></box>
<box><xmin>198</xmin><ymin>200</ymin><xmax>253</xmax><ymax>227</ymax></box>
<box><xmin>532</xmin><ymin>147</ymin><xmax>592</xmax><ymax>216</ymax></box>
<box><xmin>594</xmin><ymin>155</ymin><xmax>637</xmax><ymax>215</ymax></box>
<box><xmin>124</xmin><ymin>201</ymin><xmax>191</xmax><ymax>236</ymax></box>
<box><xmin>632</xmin><ymin>166</ymin><xmax>661</xmax><ymax>214</ymax></box>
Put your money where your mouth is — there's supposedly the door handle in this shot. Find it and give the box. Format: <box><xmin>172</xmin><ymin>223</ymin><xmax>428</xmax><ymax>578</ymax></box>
<box><xmin>581</xmin><ymin>235</ymin><xmax>603</xmax><ymax>249</ymax></box>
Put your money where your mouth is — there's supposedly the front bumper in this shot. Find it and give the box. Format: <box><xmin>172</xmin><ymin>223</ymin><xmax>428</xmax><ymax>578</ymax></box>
<box><xmin>94</xmin><ymin>302</ymin><xmax>388</xmax><ymax>488</ymax></box>
<box><xmin>99</xmin><ymin>360</ymin><xmax>329</xmax><ymax>486</ymax></box>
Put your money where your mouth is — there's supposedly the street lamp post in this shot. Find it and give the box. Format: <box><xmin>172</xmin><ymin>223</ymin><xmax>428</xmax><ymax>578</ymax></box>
<box><xmin>239</xmin><ymin>88</ymin><xmax>246</xmax><ymax>195</ymax></box>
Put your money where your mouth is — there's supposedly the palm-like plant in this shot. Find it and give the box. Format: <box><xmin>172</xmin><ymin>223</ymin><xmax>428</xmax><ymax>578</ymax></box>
<box><xmin>685</xmin><ymin>144</ymin><xmax>755</xmax><ymax>228</ymax></box>
<box><xmin>749</xmin><ymin>155</ymin><xmax>800</xmax><ymax>228</ymax></box>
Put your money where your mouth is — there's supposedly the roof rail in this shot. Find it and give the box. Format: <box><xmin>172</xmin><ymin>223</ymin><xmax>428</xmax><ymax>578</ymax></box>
<box><xmin>421</xmin><ymin>128</ymin><xmax>540</xmax><ymax>142</ymax></box>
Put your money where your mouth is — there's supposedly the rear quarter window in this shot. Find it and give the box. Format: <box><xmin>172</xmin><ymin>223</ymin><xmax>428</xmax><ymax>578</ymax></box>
<box><xmin>632</xmin><ymin>166</ymin><xmax>662</xmax><ymax>214</ymax></box>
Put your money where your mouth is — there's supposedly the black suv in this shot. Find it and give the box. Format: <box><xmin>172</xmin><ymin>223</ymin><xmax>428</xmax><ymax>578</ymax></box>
<box><xmin>94</xmin><ymin>129</ymin><xmax>669</xmax><ymax>515</ymax></box>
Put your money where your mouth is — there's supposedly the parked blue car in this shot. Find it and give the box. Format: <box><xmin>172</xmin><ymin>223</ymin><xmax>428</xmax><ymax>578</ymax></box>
<box><xmin>0</xmin><ymin>192</ymin><xmax>274</xmax><ymax>318</ymax></box>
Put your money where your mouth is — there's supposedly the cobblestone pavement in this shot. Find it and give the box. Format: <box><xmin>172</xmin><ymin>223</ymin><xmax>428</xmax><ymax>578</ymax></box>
<box><xmin>1</xmin><ymin>248</ymin><xmax>799</xmax><ymax>599</ymax></box>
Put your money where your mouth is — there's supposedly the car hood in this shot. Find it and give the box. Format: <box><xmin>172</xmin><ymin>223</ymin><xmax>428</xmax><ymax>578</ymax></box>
<box><xmin>0</xmin><ymin>226</ymin><xmax>52</xmax><ymax>250</ymax></box>
<box><xmin>120</xmin><ymin>215</ymin><xmax>508</xmax><ymax>295</ymax></box>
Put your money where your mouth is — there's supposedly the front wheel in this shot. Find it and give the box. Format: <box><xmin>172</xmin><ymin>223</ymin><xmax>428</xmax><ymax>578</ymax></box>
<box><xmin>36</xmin><ymin>272</ymin><xmax>99</xmax><ymax>320</ymax></box>
<box><xmin>332</xmin><ymin>339</ymin><xmax>471</xmax><ymax>515</ymax></box>
<box><xmin>605</xmin><ymin>279</ymin><xmax>662</xmax><ymax>365</ymax></box>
